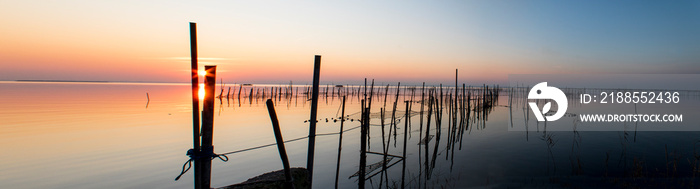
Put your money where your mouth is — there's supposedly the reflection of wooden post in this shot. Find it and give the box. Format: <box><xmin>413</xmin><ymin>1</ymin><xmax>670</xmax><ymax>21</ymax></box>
<box><xmin>265</xmin><ymin>99</ymin><xmax>294</xmax><ymax>189</ymax></box>
<box><xmin>189</xmin><ymin>22</ymin><xmax>202</xmax><ymax>189</ymax></box>
<box><xmin>307</xmin><ymin>55</ymin><xmax>321</xmax><ymax>186</ymax></box>
<box><xmin>201</xmin><ymin>66</ymin><xmax>217</xmax><ymax>189</ymax></box>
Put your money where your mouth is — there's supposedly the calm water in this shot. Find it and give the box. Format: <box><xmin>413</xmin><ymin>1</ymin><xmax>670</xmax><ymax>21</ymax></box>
<box><xmin>1</xmin><ymin>81</ymin><xmax>699</xmax><ymax>188</ymax></box>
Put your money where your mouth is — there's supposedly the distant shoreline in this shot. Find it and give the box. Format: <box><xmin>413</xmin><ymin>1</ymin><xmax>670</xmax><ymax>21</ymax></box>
<box><xmin>16</xmin><ymin>80</ymin><xmax>111</xmax><ymax>83</ymax></box>
<box><xmin>9</xmin><ymin>80</ymin><xmax>186</xmax><ymax>85</ymax></box>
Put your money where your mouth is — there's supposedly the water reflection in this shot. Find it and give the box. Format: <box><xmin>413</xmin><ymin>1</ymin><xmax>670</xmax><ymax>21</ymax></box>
<box><xmin>206</xmin><ymin>83</ymin><xmax>696</xmax><ymax>187</ymax></box>
<box><xmin>2</xmin><ymin>81</ymin><xmax>699</xmax><ymax>188</ymax></box>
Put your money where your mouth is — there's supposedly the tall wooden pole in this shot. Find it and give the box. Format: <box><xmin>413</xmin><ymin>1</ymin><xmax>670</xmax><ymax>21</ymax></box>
<box><xmin>307</xmin><ymin>55</ymin><xmax>321</xmax><ymax>186</ymax></box>
<box><xmin>201</xmin><ymin>66</ymin><xmax>216</xmax><ymax>189</ymax></box>
<box><xmin>189</xmin><ymin>22</ymin><xmax>202</xmax><ymax>189</ymax></box>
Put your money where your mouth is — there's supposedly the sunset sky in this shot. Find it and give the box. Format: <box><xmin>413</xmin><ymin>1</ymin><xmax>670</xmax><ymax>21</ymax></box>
<box><xmin>1</xmin><ymin>1</ymin><xmax>699</xmax><ymax>85</ymax></box>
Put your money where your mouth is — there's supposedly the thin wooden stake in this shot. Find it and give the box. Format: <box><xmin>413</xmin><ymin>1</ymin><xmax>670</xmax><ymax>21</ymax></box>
<box><xmin>334</xmin><ymin>96</ymin><xmax>346</xmax><ymax>189</ymax></box>
<box><xmin>401</xmin><ymin>100</ymin><xmax>409</xmax><ymax>189</ymax></box>
<box><xmin>307</xmin><ymin>55</ymin><xmax>321</xmax><ymax>186</ymax></box>
<box><xmin>359</xmin><ymin>101</ymin><xmax>367</xmax><ymax>189</ymax></box>
<box><xmin>265</xmin><ymin>99</ymin><xmax>294</xmax><ymax>189</ymax></box>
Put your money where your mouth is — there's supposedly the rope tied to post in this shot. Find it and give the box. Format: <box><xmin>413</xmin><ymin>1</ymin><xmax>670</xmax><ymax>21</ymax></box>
<box><xmin>173</xmin><ymin>125</ymin><xmax>362</xmax><ymax>181</ymax></box>
<box><xmin>174</xmin><ymin>148</ymin><xmax>229</xmax><ymax>181</ymax></box>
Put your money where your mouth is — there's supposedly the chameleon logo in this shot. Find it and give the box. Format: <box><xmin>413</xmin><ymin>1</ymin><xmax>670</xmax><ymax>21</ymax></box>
<box><xmin>528</xmin><ymin>82</ymin><xmax>568</xmax><ymax>121</ymax></box>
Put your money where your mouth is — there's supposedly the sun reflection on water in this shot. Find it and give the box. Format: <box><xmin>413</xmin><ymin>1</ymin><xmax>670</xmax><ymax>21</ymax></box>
<box><xmin>198</xmin><ymin>83</ymin><xmax>205</xmax><ymax>100</ymax></box>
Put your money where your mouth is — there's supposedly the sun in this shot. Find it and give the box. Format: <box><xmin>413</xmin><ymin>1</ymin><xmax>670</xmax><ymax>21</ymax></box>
<box><xmin>198</xmin><ymin>70</ymin><xmax>207</xmax><ymax>77</ymax></box>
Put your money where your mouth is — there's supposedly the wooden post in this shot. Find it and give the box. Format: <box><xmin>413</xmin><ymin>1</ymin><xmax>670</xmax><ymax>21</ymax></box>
<box><xmin>359</xmin><ymin>103</ymin><xmax>368</xmax><ymax>189</ymax></box>
<box><xmin>189</xmin><ymin>22</ymin><xmax>202</xmax><ymax>189</ymax></box>
<box><xmin>455</xmin><ymin>69</ymin><xmax>458</xmax><ymax>138</ymax></box>
<box><xmin>334</xmin><ymin>96</ymin><xmax>346</xmax><ymax>189</ymax></box>
<box><xmin>424</xmin><ymin>91</ymin><xmax>433</xmax><ymax>180</ymax></box>
<box><xmin>380</xmin><ymin>107</ymin><xmax>387</xmax><ymax>189</ymax></box>
<box><xmin>367</xmin><ymin>80</ymin><xmax>375</xmax><ymax>146</ymax></box>
<box><xmin>391</xmin><ymin>82</ymin><xmax>400</xmax><ymax>148</ymax></box>
<box><xmin>219</xmin><ymin>79</ymin><xmax>224</xmax><ymax>98</ymax></box>
<box><xmin>307</xmin><ymin>55</ymin><xmax>321</xmax><ymax>186</ymax></box>
<box><xmin>265</xmin><ymin>99</ymin><xmax>294</xmax><ymax>189</ymax></box>
<box><xmin>401</xmin><ymin>101</ymin><xmax>409</xmax><ymax>189</ymax></box>
<box><xmin>201</xmin><ymin>65</ymin><xmax>216</xmax><ymax>189</ymax></box>
<box><xmin>238</xmin><ymin>84</ymin><xmax>243</xmax><ymax>99</ymax></box>
<box><xmin>420</xmin><ymin>82</ymin><xmax>425</xmax><ymax>134</ymax></box>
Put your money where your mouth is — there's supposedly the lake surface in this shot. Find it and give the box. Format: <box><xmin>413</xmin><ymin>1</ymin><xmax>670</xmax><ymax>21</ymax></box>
<box><xmin>1</xmin><ymin>81</ymin><xmax>699</xmax><ymax>188</ymax></box>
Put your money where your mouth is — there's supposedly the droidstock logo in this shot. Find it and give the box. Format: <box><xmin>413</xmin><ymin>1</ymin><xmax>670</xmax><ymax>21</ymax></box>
<box><xmin>528</xmin><ymin>82</ymin><xmax>568</xmax><ymax>121</ymax></box>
